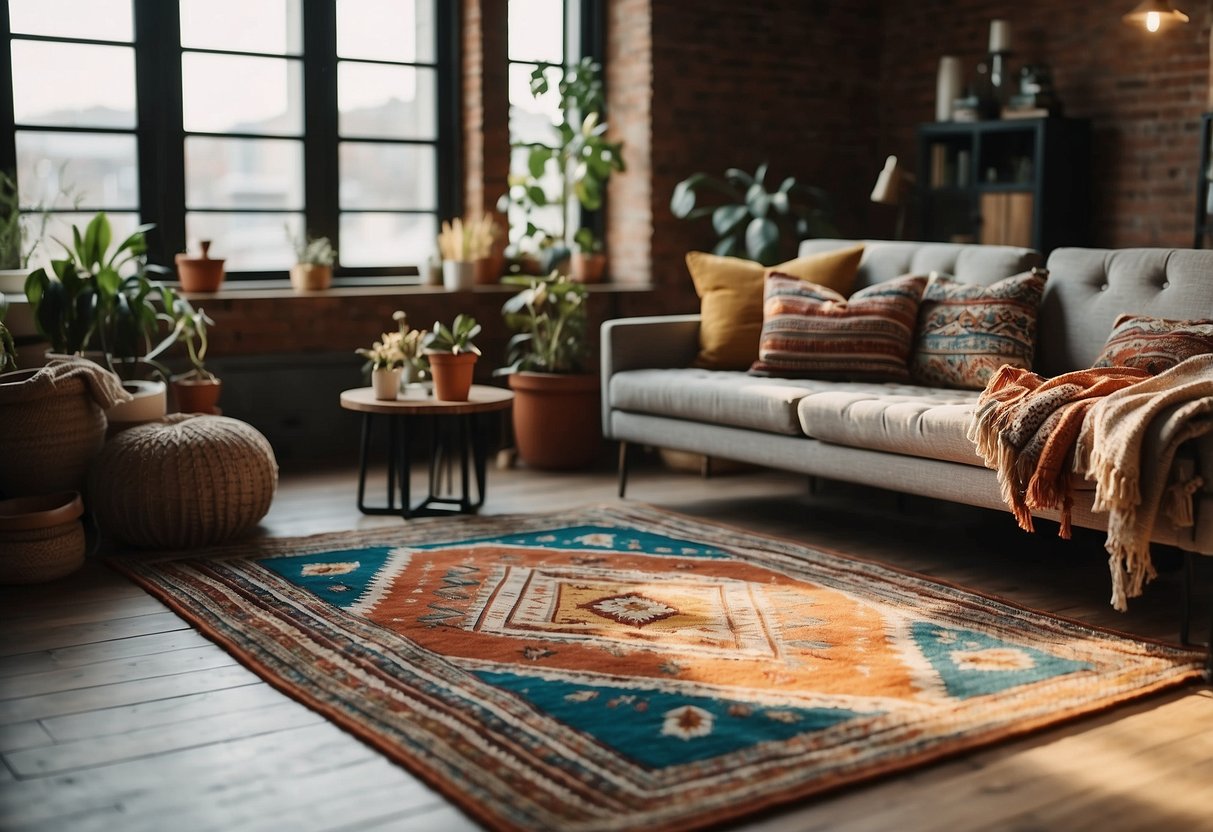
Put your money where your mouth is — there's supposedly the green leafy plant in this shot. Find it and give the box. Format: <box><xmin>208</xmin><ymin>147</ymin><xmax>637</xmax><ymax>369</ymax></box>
<box><xmin>0</xmin><ymin>172</ymin><xmax>22</xmax><ymax>271</ymax></box>
<box><xmin>0</xmin><ymin>295</ymin><xmax>17</xmax><ymax>372</ymax></box>
<box><xmin>289</xmin><ymin>228</ymin><xmax>337</xmax><ymax>266</ymax></box>
<box><xmin>498</xmin><ymin>57</ymin><xmax>625</xmax><ymax>248</ymax></box>
<box><xmin>356</xmin><ymin>310</ymin><xmax>429</xmax><ymax>371</ymax></box>
<box><xmin>24</xmin><ymin>212</ymin><xmax>177</xmax><ymax>374</ymax></box>
<box><xmin>150</xmin><ymin>295</ymin><xmax>215</xmax><ymax>381</ymax></box>
<box><xmin>573</xmin><ymin>227</ymin><xmax>602</xmax><ymax>254</ymax></box>
<box><xmin>496</xmin><ymin>271</ymin><xmax>588</xmax><ymax>375</ymax></box>
<box><xmin>669</xmin><ymin>163</ymin><xmax>835</xmax><ymax>265</ymax></box>
<box><xmin>423</xmin><ymin>314</ymin><xmax>482</xmax><ymax>356</ymax></box>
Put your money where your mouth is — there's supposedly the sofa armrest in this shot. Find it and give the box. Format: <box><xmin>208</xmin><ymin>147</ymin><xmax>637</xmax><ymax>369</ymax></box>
<box><xmin>600</xmin><ymin>315</ymin><xmax>701</xmax><ymax>438</ymax></box>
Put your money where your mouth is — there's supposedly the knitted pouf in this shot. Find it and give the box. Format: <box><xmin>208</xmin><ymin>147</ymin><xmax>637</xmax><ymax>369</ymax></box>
<box><xmin>89</xmin><ymin>414</ymin><xmax>278</xmax><ymax>549</ymax></box>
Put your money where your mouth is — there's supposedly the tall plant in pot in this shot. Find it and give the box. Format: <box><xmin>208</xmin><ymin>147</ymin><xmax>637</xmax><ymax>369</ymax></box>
<box><xmin>356</xmin><ymin>311</ymin><xmax>428</xmax><ymax>401</ymax></box>
<box><xmin>495</xmin><ymin>271</ymin><xmax>599</xmax><ymax>470</ymax></box>
<box><xmin>156</xmin><ymin>297</ymin><xmax>220</xmax><ymax>413</ymax></box>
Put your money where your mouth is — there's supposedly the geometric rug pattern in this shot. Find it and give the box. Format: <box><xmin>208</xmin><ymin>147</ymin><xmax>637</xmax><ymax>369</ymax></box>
<box><xmin>113</xmin><ymin>505</ymin><xmax>1206</xmax><ymax>831</ymax></box>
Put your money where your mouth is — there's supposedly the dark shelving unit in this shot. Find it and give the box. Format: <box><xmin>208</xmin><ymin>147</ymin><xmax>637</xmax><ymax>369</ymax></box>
<box><xmin>1194</xmin><ymin>113</ymin><xmax>1213</xmax><ymax>248</ymax></box>
<box><xmin>916</xmin><ymin>118</ymin><xmax>1091</xmax><ymax>254</ymax></box>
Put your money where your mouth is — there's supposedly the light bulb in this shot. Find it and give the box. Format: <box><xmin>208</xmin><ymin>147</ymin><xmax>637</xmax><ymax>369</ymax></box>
<box><xmin>1146</xmin><ymin>10</ymin><xmax>1161</xmax><ymax>31</ymax></box>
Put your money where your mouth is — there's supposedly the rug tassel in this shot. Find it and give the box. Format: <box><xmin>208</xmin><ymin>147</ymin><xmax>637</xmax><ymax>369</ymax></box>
<box><xmin>1059</xmin><ymin>495</ymin><xmax>1073</xmax><ymax>540</ymax></box>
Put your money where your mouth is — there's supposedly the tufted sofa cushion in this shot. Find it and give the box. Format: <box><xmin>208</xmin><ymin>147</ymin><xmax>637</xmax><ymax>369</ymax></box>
<box><xmin>1036</xmin><ymin>248</ymin><xmax>1213</xmax><ymax>376</ymax></box>
<box><xmin>800</xmin><ymin>239</ymin><xmax>1042</xmax><ymax>292</ymax></box>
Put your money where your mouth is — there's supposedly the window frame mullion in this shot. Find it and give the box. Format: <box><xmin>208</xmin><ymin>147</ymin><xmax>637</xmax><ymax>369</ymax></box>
<box><xmin>301</xmin><ymin>0</ymin><xmax>339</xmax><ymax>257</ymax></box>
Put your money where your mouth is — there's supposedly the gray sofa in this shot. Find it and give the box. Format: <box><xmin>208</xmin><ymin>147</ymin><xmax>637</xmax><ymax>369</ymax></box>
<box><xmin>601</xmin><ymin>240</ymin><xmax>1213</xmax><ymax>578</ymax></box>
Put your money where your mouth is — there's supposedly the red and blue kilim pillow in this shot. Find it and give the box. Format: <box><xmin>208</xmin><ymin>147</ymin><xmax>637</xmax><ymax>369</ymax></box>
<box><xmin>749</xmin><ymin>273</ymin><xmax>928</xmax><ymax>381</ymax></box>
<box><xmin>1093</xmin><ymin>314</ymin><xmax>1213</xmax><ymax>374</ymax></box>
<box><xmin>910</xmin><ymin>268</ymin><xmax>1049</xmax><ymax>390</ymax></box>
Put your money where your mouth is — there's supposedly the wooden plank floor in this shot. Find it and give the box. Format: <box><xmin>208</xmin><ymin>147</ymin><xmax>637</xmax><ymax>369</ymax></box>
<box><xmin>2</xmin><ymin>457</ymin><xmax>1211</xmax><ymax>832</ymax></box>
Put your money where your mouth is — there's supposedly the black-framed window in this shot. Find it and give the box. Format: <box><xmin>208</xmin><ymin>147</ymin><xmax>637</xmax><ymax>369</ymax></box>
<box><xmin>1</xmin><ymin>0</ymin><xmax>458</xmax><ymax>281</ymax></box>
<box><xmin>505</xmin><ymin>0</ymin><xmax>602</xmax><ymax>248</ymax></box>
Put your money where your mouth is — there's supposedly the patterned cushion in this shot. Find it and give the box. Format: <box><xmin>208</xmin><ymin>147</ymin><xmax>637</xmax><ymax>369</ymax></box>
<box><xmin>750</xmin><ymin>273</ymin><xmax>927</xmax><ymax>381</ymax></box>
<box><xmin>1092</xmin><ymin>315</ymin><xmax>1213</xmax><ymax>374</ymax></box>
<box><xmin>687</xmin><ymin>245</ymin><xmax>865</xmax><ymax>370</ymax></box>
<box><xmin>911</xmin><ymin>269</ymin><xmax>1048</xmax><ymax>390</ymax></box>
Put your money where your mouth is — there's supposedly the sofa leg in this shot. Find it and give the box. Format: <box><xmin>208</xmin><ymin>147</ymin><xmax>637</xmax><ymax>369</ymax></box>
<box><xmin>1179</xmin><ymin>550</ymin><xmax>1213</xmax><ymax>677</ymax></box>
<box><xmin>617</xmin><ymin>441</ymin><xmax>630</xmax><ymax>499</ymax></box>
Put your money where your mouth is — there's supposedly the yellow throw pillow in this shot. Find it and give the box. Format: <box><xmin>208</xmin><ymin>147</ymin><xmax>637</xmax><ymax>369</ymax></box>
<box><xmin>687</xmin><ymin>244</ymin><xmax>865</xmax><ymax>369</ymax></box>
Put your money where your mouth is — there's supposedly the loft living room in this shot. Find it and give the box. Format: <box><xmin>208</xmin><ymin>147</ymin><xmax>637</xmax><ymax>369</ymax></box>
<box><xmin>2</xmin><ymin>1</ymin><xmax>1213</xmax><ymax>831</ymax></box>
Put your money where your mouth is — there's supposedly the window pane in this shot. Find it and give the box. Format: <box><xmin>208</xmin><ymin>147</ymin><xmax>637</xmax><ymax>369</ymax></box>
<box><xmin>339</xmin><ymin>212</ymin><xmax>436</xmax><ymax>268</ymax></box>
<box><xmin>508</xmin><ymin>64</ymin><xmax>561</xmax><ymax>146</ymax></box>
<box><xmin>185</xmin><ymin>137</ymin><xmax>303</xmax><ymax>210</ymax></box>
<box><xmin>17</xmin><ymin>131</ymin><xmax>139</xmax><ymax>210</ymax></box>
<box><xmin>9</xmin><ymin>0</ymin><xmax>133</xmax><ymax>42</ymax></box>
<box><xmin>340</xmin><ymin>143</ymin><xmax>436</xmax><ymax>210</ymax></box>
<box><xmin>182</xmin><ymin>53</ymin><xmax>302</xmax><ymax>135</ymax></box>
<box><xmin>508</xmin><ymin>0</ymin><xmax>564</xmax><ymax>63</ymax></box>
<box><xmin>338</xmin><ymin>64</ymin><xmax>437</xmax><ymax>140</ymax></box>
<box><xmin>37</xmin><ymin>212</ymin><xmax>141</xmax><ymax>266</ymax></box>
<box><xmin>180</xmin><ymin>0</ymin><xmax>302</xmax><ymax>55</ymax></box>
<box><xmin>186</xmin><ymin>212</ymin><xmax>303</xmax><ymax>271</ymax></box>
<box><xmin>12</xmin><ymin>42</ymin><xmax>136</xmax><ymax>128</ymax></box>
<box><xmin>336</xmin><ymin>0</ymin><xmax>435</xmax><ymax>63</ymax></box>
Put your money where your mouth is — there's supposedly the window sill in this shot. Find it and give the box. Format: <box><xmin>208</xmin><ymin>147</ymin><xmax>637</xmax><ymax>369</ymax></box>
<box><xmin>179</xmin><ymin>280</ymin><xmax>655</xmax><ymax>301</ymax></box>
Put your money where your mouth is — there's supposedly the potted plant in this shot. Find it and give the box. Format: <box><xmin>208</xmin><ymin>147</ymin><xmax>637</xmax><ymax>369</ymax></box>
<box><xmin>24</xmin><ymin>212</ymin><xmax>178</xmax><ymax>378</ymax></box>
<box><xmin>423</xmin><ymin>314</ymin><xmax>481</xmax><ymax>402</ymax></box>
<box><xmin>157</xmin><ymin>297</ymin><xmax>221</xmax><ymax>413</ymax></box>
<box><xmin>289</xmin><ymin>229</ymin><xmax>336</xmax><ymax>292</ymax></box>
<box><xmin>571</xmin><ymin>227</ymin><xmax>606</xmax><ymax>284</ymax></box>
<box><xmin>669</xmin><ymin>162</ymin><xmax>836</xmax><ymax>265</ymax></box>
<box><xmin>356</xmin><ymin>311</ymin><xmax>428</xmax><ymax>401</ymax></box>
<box><xmin>0</xmin><ymin>295</ymin><xmax>16</xmax><ymax>373</ymax></box>
<box><xmin>498</xmin><ymin>57</ymin><xmax>625</xmax><ymax>276</ymax></box>
<box><xmin>495</xmin><ymin>271</ymin><xmax>599</xmax><ymax>470</ymax></box>
<box><xmin>437</xmin><ymin>215</ymin><xmax>495</xmax><ymax>290</ymax></box>
<box><xmin>0</xmin><ymin>169</ymin><xmax>70</xmax><ymax>294</ymax></box>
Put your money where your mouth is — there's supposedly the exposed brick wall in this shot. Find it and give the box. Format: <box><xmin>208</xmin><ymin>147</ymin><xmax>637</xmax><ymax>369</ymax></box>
<box><xmin>878</xmin><ymin>0</ymin><xmax>1213</xmax><ymax>247</ymax></box>
<box><xmin>645</xmin><ymin>0</ymin><xmax>885</xmax><ymax>304</ymax></box>
<box><xmin>606</xmin><ymin>0</ymin><xmax>653</xmax><ymax>287</ymax></box>
<box><xmin>462</xmin><ymin>0</ymin><xmax>510</xmax><ymax>220</ymax></box>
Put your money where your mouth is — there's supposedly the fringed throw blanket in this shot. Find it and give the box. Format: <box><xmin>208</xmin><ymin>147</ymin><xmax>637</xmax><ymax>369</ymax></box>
<box><xmin>970</xmin><ymin>355</ymin><xmax>1213</xmax><ymax>611</ymax></box>
<box><xmin>968</xmin><ymin>364</ymin><xmax>1150</xmax><ymax>536</ymax></box>
<box><xmin>1076</xmin><ymin>354</ymin><xmax>1213</xmax><ymax>610</ymax></box>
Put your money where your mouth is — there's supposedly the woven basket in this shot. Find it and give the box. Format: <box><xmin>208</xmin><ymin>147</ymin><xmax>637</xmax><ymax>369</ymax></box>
<box><xmin>0</xmin><ymin>367</ymin><xmax>109</xmax><ymax>497</ymax></box>
<box><xmin>0</xmin><ymin>492</ymin><xmax>86</xmax><ymax>583</ymax></box>
<box><xmin>88</xmin><ymin>414</ymin><xmax>279</xmax><ymax>549</ymax></box>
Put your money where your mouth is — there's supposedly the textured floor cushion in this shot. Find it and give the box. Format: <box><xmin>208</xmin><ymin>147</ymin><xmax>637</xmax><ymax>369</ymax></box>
<box><xmin>797</xmin><ymin>388</ymin><xmax>984</xmax><ymax>466</ymax></box>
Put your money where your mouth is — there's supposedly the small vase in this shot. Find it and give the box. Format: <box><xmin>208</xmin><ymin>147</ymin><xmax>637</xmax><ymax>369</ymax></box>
<box><xmin>372</xmin><ymin>367</ymin><xmax>403</xmax><ymax>400</ymax></box>
<box><xmin>442</xmin><ymin>260</ymin><xmax>476</xmax><ymax>291</ymax></box>
<box><xmin>427</xmin><ymin>352</ymin><xmax>477</xmax><ymax>401</ymax></box>
<box><xmin>571</xmin><ymin>252</ymin><xmax>606</xmax><ymax>284</ymax></box>
<box><xmin>175</xmin><ymin>240</ymin><xmax>226</xmax><ymax>292</ymax></box>
<box><xmin>173</xmin><ymin>376</ymin><xmax>222</xmax><ymax>414</ymax></box>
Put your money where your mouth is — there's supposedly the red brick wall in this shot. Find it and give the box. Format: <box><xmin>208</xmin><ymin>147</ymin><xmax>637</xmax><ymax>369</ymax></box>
<box><xmin>606</xmin><ymin>0</ymin><xmax>653</xmax><ymax>287</ymax></box>
<box><xmin>645</xmin><ymin>0</ymin><xmax>885</xmax><ymax>302</ymax></box>
<box><xmin>462</xmin><ymin>0</ymin><xmax>510</xmax><ymax>220</ymax></box>
<box><xmin>878</xmin><ymin>0</ymin><xmax>1213</xmax><ymax>247</ymax></box>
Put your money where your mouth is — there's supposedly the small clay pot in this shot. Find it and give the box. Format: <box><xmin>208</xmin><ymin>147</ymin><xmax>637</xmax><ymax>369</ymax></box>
<box><xmin>427</xmin><ymin>352</ymin><xmax>477</xmax><ymax>401</ymax></box>
<box><xmin>290</xmin><ymin>264</ymin><xmax>333</xmax><ymax>292</ymax></box>
<box><xmin>173</xmin><ymin>376</ymin><xmax>222</xmax><ymax>414</ymax></box>
<box><xmin>571</xmin><ymin>251</ymin><xmax>606</xmax><ymax>284</ymax></box>
<box><xmin>176</xmin><ymin>241</ymin><xmax>225</xmax><ymax>293</ymax></box>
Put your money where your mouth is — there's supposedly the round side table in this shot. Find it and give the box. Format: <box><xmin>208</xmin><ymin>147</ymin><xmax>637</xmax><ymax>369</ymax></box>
<box><xmin>339</xmin><ymin>385</ymin><xmax>514</xmax><ymax>519</ymax></box>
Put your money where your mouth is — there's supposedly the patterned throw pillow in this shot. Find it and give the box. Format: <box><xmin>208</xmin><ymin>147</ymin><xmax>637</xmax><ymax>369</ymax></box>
<box><xmin>687</xmin><ymin>245</ymin><xmax>865</xmax><ymax>370</ymax></box>
<box><xmin>911</xmin><ymin>268</ymin><xmax>1048</xmax><ymax>390</ymax></box>
<box><xmin>749</xmin><ymin>273</ymin><xmax>928</xmax><ymax>381</ymax></box>
<box><xmin>1092</xmin><ymin>315</ymin><xmax>1213</xmax><ymax>374</ymax></box>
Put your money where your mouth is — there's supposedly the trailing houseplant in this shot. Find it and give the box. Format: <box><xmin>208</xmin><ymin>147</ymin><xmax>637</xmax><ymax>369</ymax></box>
<box><xmin>423</xmin><ymin>314</ymin><xmax>481</xmax><ymax>402</ymax></box>
<box><xmin>669</xmin><ymin>162</ymin><xmax>836</xmax><ymax>265</ymax></box>
<box><xmin>498</xmin><ymin>57</ymin><xmax>625</xmax><ymax>269</ymax></box>
<box><xmin>288</xmin><ymin>228</ymin><xmax>336</xmax><ymax>292</ymax></box>
<box><xmin>495</xmin><ymin>271</ymin><xmax>600</xmax><ymax>470</ymax></box>
<box><xmin>23</xmin><ymin>212</ymin><xmax>178</xmax><ymax>379</ymax></box>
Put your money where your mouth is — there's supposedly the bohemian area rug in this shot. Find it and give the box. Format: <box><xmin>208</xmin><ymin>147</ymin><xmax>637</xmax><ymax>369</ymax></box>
<box><xmin>112</xmin><ymin>504</ymin><xmax>1206</xmax><ymax>832</ymax></box>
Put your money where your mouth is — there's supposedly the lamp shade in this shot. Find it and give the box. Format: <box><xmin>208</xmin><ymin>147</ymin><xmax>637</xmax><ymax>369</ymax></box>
<box><xmin>871</xmin><ymin>156</ymin><xmax>904</xmax><ymax>205</ymax></box>
<box><xmin>1123</xmin><ymin>0</ymin><xmax>1189</xmax><ymax>32</ymax></box>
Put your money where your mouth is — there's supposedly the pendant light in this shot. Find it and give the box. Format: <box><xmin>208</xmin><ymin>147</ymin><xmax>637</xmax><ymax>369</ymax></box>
<box><xmin>1123</xmin><ymin>0</ymin><xmax>1190</xmax><ymax>32</ymax></box>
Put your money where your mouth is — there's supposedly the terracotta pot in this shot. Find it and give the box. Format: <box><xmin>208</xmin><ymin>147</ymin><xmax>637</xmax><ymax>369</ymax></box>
<box><xmin>371</xmin><ymin>367</ymin><xmax>403</xmax><ymax>401</ymax></box>
<box><xmin>474</xmin><ymin>254</ymin><xmax>504</xmax><ymax>285</ymax></box>
<box><xmin>173</xmin><ymin>376</ymin><xmax>222</xmax><ymax>413</ymax></box>
<box><xmin>507</xmin><ymin>372</ymin><xmax>601</xmax><ymax>470</ymax></box>
<box><xmin>175</xmin><ymin>240</ymin><xmax>225</xmax><ymax>292</ymax></box>
<box><xmin>290</xmin><ymin>264</ymin><xmax>332</xmax><ymax>292</ymax></box>
<box><xmin>0</xmin><ymin>491</ymin><xmax>86</xmax><ymax>583</ymax></box>
<box><xmin>428</xmin><ymin>352</ymin><xmax>477</xmax><ymax>401</ymax></box>
<box><xmin>571</xmin><ymin>251</ymin><xmax>606</xmax><ymax>284</ymax></box>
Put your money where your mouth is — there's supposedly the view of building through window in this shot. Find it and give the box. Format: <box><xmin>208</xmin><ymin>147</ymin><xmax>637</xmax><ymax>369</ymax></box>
<box><xmin>5</xmin><ymin>0</ymin><xmax>443</xmax><ymax>276</ymax></box>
